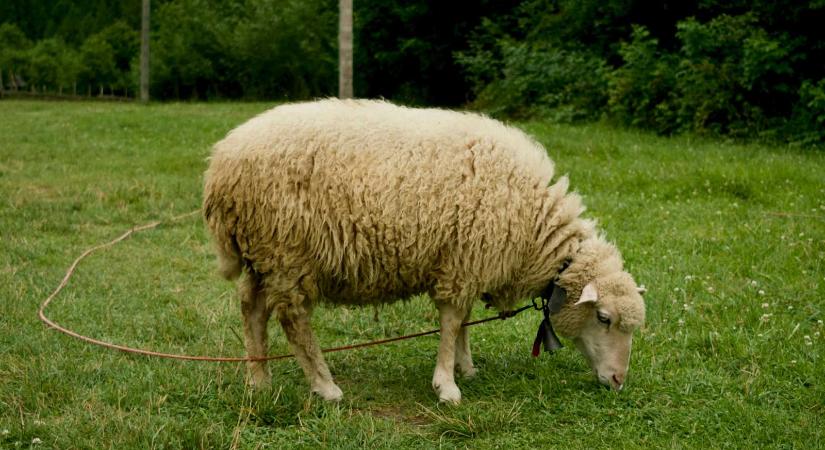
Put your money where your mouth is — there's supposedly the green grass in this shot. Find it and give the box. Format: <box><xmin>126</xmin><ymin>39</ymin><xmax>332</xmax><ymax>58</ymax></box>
<box><xmin>1</xmin><ymin>100</ymin><xmax>823</xmax><ymax>449</ymax></box>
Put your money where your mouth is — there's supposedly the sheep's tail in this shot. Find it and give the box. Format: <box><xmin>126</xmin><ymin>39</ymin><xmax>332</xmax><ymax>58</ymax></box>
<box><xmin>203</xmin><ymin>194</ymin><xmax>243</xmax><ymax>281</ymax></box>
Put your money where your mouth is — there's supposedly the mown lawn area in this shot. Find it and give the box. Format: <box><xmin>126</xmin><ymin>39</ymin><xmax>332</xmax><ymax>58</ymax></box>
<box><xmin>1</xmin><ymin>100</ymin><xmax>823</xmax><ymax>449</ymax></box>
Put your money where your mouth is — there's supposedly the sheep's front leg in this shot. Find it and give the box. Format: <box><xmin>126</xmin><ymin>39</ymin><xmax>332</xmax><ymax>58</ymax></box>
<box><xmin>432</xmin><ymin>302</ymin><xmax>469</xmax><ymax>404</ymax></box>
<box><xmin>275</xmin><ymin>297</ymin><xmax>343</xmax><ymax>402</ymax></box>
<box><xmin>454</xmin><ymin>308</ymin><xmax>477</xmax><ymax>378</ymax></box>
<box><xmin>239</xmin><ymin>274</ymin><xmax>271</xmax><ymax>388</ymax></box>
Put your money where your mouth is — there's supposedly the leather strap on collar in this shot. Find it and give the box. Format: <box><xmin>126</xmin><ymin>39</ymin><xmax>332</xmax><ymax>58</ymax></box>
<box><xmin>532</xmin><ymin>258</ymin><xmax>572</xmax><ymax>356</ymax></box>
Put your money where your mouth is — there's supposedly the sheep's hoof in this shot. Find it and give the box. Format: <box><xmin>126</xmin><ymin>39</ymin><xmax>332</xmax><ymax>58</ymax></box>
<box><xmin>313</xmin><ymin>382</ymin><xmax>344</xmax><ymax>402</ymax></box>
<box><xmin>434</xmin><ymin>382</ymin><xmax>462</xmax><ymax>404</ymax></box>
<box><xmin>246</xmin><ymin>371</ymin><xmax>272</xmax><ymax>390</ymax></box>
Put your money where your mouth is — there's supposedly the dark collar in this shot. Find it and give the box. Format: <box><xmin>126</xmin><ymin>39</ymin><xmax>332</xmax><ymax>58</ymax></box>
<box><xmin>540</xmin><ymin>258</ymin><xmax>572</xmax><ymax>314</ymax></box>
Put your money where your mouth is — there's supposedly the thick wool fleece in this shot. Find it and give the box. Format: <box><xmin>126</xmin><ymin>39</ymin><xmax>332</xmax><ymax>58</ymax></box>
<box><xmin>204</xmin><ymin>99</ymin><xmax>606</xmax><ymax>314</ymax></box>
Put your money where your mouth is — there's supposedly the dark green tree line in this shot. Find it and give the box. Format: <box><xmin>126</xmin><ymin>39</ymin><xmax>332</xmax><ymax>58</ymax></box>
<box><xmin>1</xmin><ymin>0</ymin><xmax>823</xmax><ymax>145</ymax></box>
<box><xmin>457</xmin><ymin>0</ymin><xmax>825</xmax><ymax>145</ymax></box>
<box><xmin>0</xmin><ymin>0</ymin><xmax>516</xmax><ymax>102</ymax></box>
<box><xmin>0</xmin><ymin>0</ymin><xmax>339</xmax><ymax>99</ymax></box>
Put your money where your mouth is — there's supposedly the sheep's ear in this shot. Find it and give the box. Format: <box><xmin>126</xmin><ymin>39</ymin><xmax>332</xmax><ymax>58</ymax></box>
<box><xmin>637</xmin><ymin>285</ymin><xmax>647</xmax><ymax>295</ymax></box>
<box><xmin>574</xmin><ymin>282</ymin><xmax>599</xmax><ymax>306</ymax></box>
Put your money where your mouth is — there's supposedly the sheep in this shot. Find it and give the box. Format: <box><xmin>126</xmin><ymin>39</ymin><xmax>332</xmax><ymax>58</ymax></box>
<box><xmin>203</xmin><ymin>99</ymin><xmax>646</xmax><ymax>403</ymax></box>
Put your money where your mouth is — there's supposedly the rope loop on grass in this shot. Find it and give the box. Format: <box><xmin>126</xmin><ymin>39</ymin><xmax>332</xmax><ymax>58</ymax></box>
<box><xmin>37</xmin><ymin>210</ymin><xmax>534</xmax><ymax>362</ymax></box>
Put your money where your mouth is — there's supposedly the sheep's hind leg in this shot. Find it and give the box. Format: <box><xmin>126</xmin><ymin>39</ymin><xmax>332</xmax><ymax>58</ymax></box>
<box><xmin>275</xmin><ymin>294</ymin><xmax>343</xmax><ymax>402</ymax></box>
<box><xmin>432</xmin><ymin>302</ymin><xmax>470</xmax><ymax>404</ymax></box>
<box><xmin>454</xmin><ymin>308</ymin><xmax>477</xmax><ymax>378</ymax></box>
<box><xmin>239</xmin><ymin>273</ymin><xmax>272</xmax><ymax>388</ymax></box>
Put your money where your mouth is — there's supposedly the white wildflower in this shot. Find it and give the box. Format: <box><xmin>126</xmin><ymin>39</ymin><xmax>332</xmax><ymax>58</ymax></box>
<box><xmin>750</xmin><ymin>280</ymin><xmax>758</xmax><ymax>286</ymax></box>
<box><xmin>678</xmin><ymin>319</ymin><xmax>685</xmax><ymax>327</ymax></box>
<box><xmin>804</xmin><ymin>335</ymin><xmax>812</xmax><ymax>346</ymax></box>
<box><xmin>760</xmin><ymin>314</ymin><xmax>772</xmax><ymax>323</ymax></box>
<box><xmin>791</xmin><ymin>360</ymin><xmax>797</xmax><ymax>364</ymax></box>
<box><xmin>32</xmin><ymin>438</ymin><xmax>42</xmax><ymax>445</ymax></box>
<box><xmin>1</xmin><ymin>429</ymin><xmax>8</xmax><ymax>436</ymax></box>
<box><xmin>758</xmin><ymin>290</ymin><xmax>765</xmax><ymax>296</ymax></box>
<box><xmin>761</xmin><ymin>303</ymin><xmax>769</xmax><ymax>309</ymax></box>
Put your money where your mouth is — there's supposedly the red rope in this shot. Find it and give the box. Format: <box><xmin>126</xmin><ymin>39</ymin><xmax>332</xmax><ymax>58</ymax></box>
<box><xmin>37</xmin><ymin>211</ymin><xmax>532</xmax><ymax>362</ymax></box>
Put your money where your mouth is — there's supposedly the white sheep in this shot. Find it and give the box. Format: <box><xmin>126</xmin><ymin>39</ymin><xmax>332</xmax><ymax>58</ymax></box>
<box><xmin>203</xmin><ymin>99</ymin><xmax>646</xmax><ymax>403</ymax></box>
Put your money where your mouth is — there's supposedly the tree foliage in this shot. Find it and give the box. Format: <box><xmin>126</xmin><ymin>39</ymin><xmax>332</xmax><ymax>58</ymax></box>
<box><xmin>353</xmin><ymin>0</ymin><xmax>519</xmax><ymax>105</ymax></box>
<box><xmin>458</xmin><ymin>0</ymin><xmax>825</xmax><ymax>145</ymax></box>
<box><xmin>0</xmin><ymin>0</ymin><xmax>823</xmax><ymax>145</ymax></box>
<box><xmin>0</xmin><ymin>22</ymin><xmax>31</xmax><ymax>90</ymax></box>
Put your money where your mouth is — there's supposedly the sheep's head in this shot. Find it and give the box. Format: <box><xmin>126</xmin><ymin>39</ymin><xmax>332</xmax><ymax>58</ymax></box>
<box><xmin>548</xmin><ymin>240</ymin><xmax>646</xmax><ymax>390</ymax></box>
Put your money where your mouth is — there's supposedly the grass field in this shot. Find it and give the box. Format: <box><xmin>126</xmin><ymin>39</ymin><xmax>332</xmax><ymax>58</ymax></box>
<box><xmin>1</xmin><ymin>100</ymin><xmax>823</xmax><ymax>449</ymax></box>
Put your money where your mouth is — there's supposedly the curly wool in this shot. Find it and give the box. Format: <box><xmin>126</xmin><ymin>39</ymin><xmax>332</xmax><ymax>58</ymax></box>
<box><xmin>203</xmin><ymin>99</ymin><xmax>622</xmax><ymax>316</ymax></box>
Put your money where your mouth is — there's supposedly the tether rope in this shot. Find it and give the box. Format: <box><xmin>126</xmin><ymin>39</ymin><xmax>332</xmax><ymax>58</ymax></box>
<box><xmin>37</xmin><ymin>210</ymin><xmax>533</xmax><ymax>362</ymax></box>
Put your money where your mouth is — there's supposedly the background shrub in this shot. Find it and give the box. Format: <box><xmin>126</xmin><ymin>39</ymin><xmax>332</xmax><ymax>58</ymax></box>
<box><xmin>608</xmin><ymin>26</ymin><xmax>678</xmax><ymax>133</ymax></box>
<box><xmin>459</xmin><ymin>42</ymin><xmax>609</xmax><ymax>121</ymax></box>
<box><xmin>788</xmin><ymin>79</ymin><xmax>825</xmax><ymax>146</ymax></box>
<box><xmin>671</xmin><ymin>14</ymin><xmax>796</xmax><ymax>137</ymax></box>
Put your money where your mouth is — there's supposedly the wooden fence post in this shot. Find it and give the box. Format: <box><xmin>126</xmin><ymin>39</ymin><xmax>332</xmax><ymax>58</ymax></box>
<box><xmin>140</xmin><ymin>0</ymin><xmax>151</xmax><ymax>103</ymax></box>
<box><xmin>338</xmin><ymin>0</ymin><xmax>353</xmax><ymax>99</ymax></box>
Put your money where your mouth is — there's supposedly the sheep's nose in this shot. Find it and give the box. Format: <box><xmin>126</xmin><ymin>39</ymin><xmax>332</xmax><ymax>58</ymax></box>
<box><xmin>611</xmin><ymin>373</ymin><xmax>625</xmax><ymax>391</ymax></box>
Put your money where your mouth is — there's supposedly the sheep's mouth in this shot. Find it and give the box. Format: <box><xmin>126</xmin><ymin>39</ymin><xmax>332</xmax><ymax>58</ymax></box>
<box><xmin>596</xmin><ymin>373</ymin><xmax>623</xmax><ymax>391</ymax></box>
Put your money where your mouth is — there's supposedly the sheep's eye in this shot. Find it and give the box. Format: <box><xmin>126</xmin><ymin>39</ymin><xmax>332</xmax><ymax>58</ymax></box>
<box><xmin>597</xmin><ymin>311</ymin><xmax>611</xmax><ymax>326</ymax></box>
